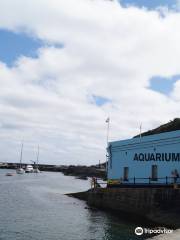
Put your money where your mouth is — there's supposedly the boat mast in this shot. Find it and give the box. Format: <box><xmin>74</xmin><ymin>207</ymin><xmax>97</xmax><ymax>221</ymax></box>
<box><xmin>20</xmin><ymin>143</ymin><xmax>23</xmax><ymax>168</ymax></box>
<box><xmin>36</xmin><ymin>145</ymin><xmax>39</xmax><ymax>168</ymax></box>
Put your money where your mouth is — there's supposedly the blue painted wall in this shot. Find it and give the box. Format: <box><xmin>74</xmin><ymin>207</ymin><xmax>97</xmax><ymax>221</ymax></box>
<box><xmin>107</xmin><ymin>130</ymin><xmax>180</xmax><ymax>184</ymax></box>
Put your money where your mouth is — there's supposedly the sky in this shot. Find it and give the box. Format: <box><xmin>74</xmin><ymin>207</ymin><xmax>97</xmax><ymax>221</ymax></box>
<box><xmin>1</xmin><ymin>0</ymin><xmax>180</xmax><ymax>165</ymax></box>
<box><xmin>120</xmin><ymin>0</ymin><xmax>177</xmax><ymax>9</ymax></box>
<box><xmin>0</xmin><ymin>30</ymin><xmax>42</xmax><ymax>66</ymax></box>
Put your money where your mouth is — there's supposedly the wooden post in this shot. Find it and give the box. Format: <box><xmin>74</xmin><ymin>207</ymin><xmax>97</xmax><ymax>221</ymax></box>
<box><xmin>166</xmin><ymin>176</ymin><xmax>168</xmax><ymax>185</ymax></box>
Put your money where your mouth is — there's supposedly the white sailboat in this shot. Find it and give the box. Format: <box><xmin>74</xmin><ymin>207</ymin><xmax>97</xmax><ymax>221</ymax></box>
<box><xmin>34</xmin><ymin>145</ymin><xmax>40</xmax><ymax>173</ymax></box>
<box><xmin>16</xmin><ymin>143</ymin><xmax>25</xmax><ymax>174</ymax></box>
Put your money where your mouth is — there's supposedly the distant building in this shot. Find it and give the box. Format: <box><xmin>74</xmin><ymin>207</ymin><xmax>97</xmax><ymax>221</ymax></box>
<box><xmin>107</xmin><ymin>130</ymin><xmax>180</xmax><ymax>185</ymax></box>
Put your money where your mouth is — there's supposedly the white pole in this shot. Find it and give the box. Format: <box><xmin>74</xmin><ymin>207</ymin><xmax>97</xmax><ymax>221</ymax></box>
<box><xmin>140</xmin><ymin>123</ymin><xmax>142</xmax><ymax>141</ymax></box>
<box><xmin>20</xmin><ymin>142</ymin><xmax>23</xmax><ymax>168</ymax></box>
<box><xmin>106</xmin><ymin>119</ymin><xmax>110</xmax><ymax>146</ymax></box>
<box><xmin>36</xmin><ymin>145</ymin><xmax>40</xmax><ymax>169</ymax></box>
<box><xmin>106</xmin><ymin>117</ymin><xmax>110</xmax><ymax>173</ymax></box>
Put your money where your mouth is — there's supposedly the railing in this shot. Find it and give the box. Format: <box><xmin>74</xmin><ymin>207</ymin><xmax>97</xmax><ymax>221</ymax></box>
<box><xmin>90</xmin><ymin>177</ymin><xmax>107</xmax><ymax>189</ymax></box>
<box><xmin>128</xmin><ymin>176</ymin><xmax>180</xmax><ymax>185</ymax></box>
<box><xmin>92</xmin><ymin>176</ymin><xmax>180</xmax><ymax>188</ymax></box>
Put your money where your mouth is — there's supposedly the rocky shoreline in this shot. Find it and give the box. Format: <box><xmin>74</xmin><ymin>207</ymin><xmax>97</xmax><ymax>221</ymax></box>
<box><xmin>0</xmin><ymin>162</ymin><xmax>106</xmax><ymax>179</ymax></box>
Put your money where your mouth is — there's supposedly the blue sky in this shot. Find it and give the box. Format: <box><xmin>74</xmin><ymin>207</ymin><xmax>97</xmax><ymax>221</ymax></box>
<box><xmin>0</xmin><ymin>29</ymin><xmax>42</xmax><ymax>66</ymax></box>
<box><xmin>149</xmin><ymin>75</ymin><xmax>180</xmax><ymax>95</ymax></box>
<box><xmin>120</xmin><ymin>0</ymin><xmax>177</xmax><ymax>9</ymax></box>
<box><xmin>1</xmin><ymin>0</ymin><xmax>180</xmax><ymax>164</ymax></box>
<box><xmin>0</xmin><ymin>1</ymin><xmax>178</xmax><ymax>67</ymax></box>
<box><xmin>92</xmin><ymin>95</ymin><xmax>110</xmax><ymax>106</ymax></box>
<box><xmin>0</xmin><ymin>1</ymin><xmax>179</xmax><ymax>98</ymax></box>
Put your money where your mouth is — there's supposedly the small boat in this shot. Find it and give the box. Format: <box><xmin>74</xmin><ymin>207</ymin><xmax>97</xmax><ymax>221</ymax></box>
<box><xmin>16</xmin><ymin>143</ymin><xmax>25</xmax><ymax>174</ymax></box>
<box><xmin>25</xmin><ymin>165</ymin><xmax>34</xmax><ymax>173</ymax></box>
<box><xmin>34</xmin><ymin>145</ymin><xmax>40</xmax><ymax>173</ymax></box>
<box><xmin>34</xmin><ymin>168</ymin><xmax>41</xmax><ymax>173</ymax></box>
<box><xmin>16</xmin><ymin>168</ymin><xmax>25</xmax><ymax>174</ymax></box>
<box><xmin>6</xmin><ymin>173</ymin><xmax>14</xmax><ymax>176</ymax></box>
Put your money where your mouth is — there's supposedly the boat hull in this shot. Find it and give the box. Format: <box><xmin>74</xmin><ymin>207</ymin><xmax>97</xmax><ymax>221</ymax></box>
<box><xmin>25</xmin><ymin>165</ymin><xmax>34</xmax><ymax>173</ymax></box>
<box><xmin>16</xmin><ymin>168</ymin><xmax>25</xmax><ymax>174</ymax></box>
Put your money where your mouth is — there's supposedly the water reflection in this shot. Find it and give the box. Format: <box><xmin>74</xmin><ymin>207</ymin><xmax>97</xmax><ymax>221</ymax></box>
<box><xmin>86</xmin><ymin>206</ymin><xmax>147</xmax><ymax>240</ymax></box>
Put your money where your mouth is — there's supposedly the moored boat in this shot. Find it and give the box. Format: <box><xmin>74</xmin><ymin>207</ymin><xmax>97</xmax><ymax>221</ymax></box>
<box><xmin>16</xmin><ymin>168</ymin><xmax>25</xmax><ymax>174</ymax></box>
<box><xmin>34</xmin><ymin>168</ymin><xmax>41</xmax><ymax>173</ymax></box>
<box><xmin>16</xmin><ymin>143</ymin><xmax>25</xmax><ymax>175</ymax></box>
<box><xmin>25</xmin><ymin>165</ymin><xmax>34</xmax><ymax>173</ymax></box>
<box><xmin>34</xmin><ymin>145</ymin><xmax>40</xmax><ymax>173</ymax></box>
<box><xmin>5</xmin><ymin>172</ymin><xmax>15</xmax><ymax>176</ymax></box>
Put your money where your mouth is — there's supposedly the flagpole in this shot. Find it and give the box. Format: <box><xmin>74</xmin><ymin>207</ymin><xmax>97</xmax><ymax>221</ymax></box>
<box><xmin>106</xmin><ymin>119</ymin><xmax>110</xmax><ymax>146</ymax></box>
<box><xmin>20</xmin><ymin>142</ymin><xmax>23</xmax><ymax>168</ymax></box>
<box><xmin>106</xmin><ymin>117</ymin><xmax>110</xmax><ymax>174</ymax></box>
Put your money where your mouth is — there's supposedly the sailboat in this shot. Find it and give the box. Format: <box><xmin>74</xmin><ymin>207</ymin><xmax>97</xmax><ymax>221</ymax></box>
<box><xmin>16</xmin><ymin>143</ymin><xmax>25</xmax><ymax>174</ymax></box>
<box><xmin>33</xmin><ymin>145</ymin><xmax>40</xmax><ymax>173</ymax></box>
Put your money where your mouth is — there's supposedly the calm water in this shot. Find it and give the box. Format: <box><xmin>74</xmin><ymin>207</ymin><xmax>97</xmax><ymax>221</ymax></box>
<box><xmin>0</xmin><ymin>169</ymin><xmax>147</xmax><ymax>240</ymax></box>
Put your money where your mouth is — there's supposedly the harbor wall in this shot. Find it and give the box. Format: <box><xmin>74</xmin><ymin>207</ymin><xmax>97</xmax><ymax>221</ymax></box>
<box><xmin>69</xmin><ymin>187</ymin><xmax>180</xmax><ymax>228</ymax></box>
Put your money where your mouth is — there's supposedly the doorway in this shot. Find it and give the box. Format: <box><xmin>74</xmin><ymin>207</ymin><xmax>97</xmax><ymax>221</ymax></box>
<box><xmin>151</xmin><ymin>165</ymin><xmax>158</xmax><ymax>181</ymax></box>
<box><xmin>123</xmin><ymin>167</ymin><xmax>129</xmax><ymax>181</ymax></box>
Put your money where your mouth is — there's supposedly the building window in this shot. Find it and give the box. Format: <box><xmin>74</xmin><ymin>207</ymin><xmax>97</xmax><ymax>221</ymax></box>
<box><xmin>152</xmin><ymin>165</ymin><xmax>158</xmax><ymax>181</ymax></box>
<box><xmin>123</xmin><ymin>167</ymin><xmax>129</xmax><ymax>181</ymax></box>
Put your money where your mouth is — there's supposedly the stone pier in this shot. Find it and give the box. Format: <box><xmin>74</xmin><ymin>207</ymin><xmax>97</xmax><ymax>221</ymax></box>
<box><xmin>68</xmin><ymin>187</ymin><xmax>180</xmax><ymax>228</ymax></box>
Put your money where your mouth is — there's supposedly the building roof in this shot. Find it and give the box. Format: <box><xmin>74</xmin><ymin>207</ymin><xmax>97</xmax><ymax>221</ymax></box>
<box><xmin>109</xmin><ymin>129</ymin><xmax>180</xmax><ymax>150</ymax></box>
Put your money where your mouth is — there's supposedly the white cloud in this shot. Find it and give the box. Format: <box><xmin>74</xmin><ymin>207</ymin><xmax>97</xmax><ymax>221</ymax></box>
<box><xmin>0</xmin><ymin>0</ymin><xmax>180</xmax><ymax>164</ymax></box>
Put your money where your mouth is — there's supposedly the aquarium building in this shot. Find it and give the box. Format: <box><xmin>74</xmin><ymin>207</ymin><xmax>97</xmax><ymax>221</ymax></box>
<box><xmin>107</xmin><ymin>130</ymin><xmax>180</xmax><ymax>185</ymax></box>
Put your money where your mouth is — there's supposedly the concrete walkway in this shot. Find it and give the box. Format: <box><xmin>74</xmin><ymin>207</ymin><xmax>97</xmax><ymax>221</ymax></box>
<box><xmin>148</xmin><ymin>229</ymin><xmax>180</xmax><ymax>240</ymax></box>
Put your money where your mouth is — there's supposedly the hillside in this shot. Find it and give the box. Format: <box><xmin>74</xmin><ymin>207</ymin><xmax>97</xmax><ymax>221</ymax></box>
<box><xmin>134</xmin><ymin>118</ymin><xmax>180</xmax><ymax>138</ymax></box>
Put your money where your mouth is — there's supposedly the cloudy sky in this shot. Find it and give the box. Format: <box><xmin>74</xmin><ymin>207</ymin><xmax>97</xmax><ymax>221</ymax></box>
<box><xmin>0</xmin><ymin>0</ymin><xmax>180</xmax><ymax>165</ymax></box>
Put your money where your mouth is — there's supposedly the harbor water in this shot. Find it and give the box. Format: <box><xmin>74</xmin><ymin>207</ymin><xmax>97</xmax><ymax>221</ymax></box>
<box><xmin>0</xmin><ymin>169</ymin><xmax>152</xmax><ymax>240</ymax></box>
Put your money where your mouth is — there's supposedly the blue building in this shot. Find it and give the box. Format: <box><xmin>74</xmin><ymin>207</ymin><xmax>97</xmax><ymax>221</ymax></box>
<box><xmin>107</xmin><ymin>130</ymin><xmax>180</xmax><ymax>185</ymax></box>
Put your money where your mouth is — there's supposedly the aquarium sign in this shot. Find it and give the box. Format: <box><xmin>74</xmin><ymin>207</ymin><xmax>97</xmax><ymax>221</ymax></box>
<box><xmin>134</xmin><ymin>153</ymin><xmax>180</xmax><ymax>162</ymax></box>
